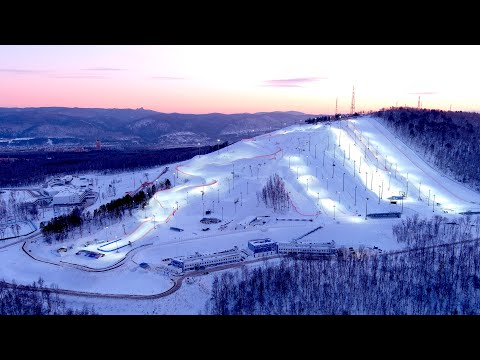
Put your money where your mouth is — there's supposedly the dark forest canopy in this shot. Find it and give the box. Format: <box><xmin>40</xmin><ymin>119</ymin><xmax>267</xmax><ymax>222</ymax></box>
<box><xmin>373</xmin><ymin>108</ymin><xmax>480</xmax><ymax>190</ymax></box>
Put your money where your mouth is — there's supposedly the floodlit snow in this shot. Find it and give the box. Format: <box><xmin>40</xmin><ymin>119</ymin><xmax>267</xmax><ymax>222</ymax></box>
<box><xmin>2</xmin><ymin>115</ymin><xmax>480</xmax><ymax>314</ymax></box>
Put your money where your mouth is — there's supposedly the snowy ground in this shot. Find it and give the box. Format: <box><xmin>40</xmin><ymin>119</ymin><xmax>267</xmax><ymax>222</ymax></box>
<box><xmin>2</xmin><ymin>115</ymin><xmax>480</xmax><ymax>314</ymax></box>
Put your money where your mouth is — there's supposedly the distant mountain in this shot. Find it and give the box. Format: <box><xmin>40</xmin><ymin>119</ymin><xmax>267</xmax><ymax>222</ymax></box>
<box><xmin>0</xmin><ymin>107</ymin><xmax>315</xmax><ymax>148</ymax></box>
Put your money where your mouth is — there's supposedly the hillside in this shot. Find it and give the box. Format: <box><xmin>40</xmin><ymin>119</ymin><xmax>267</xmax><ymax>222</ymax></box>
<box><xmin>2</xmin><ymin>115</ymin><xmax>480</xmax><ymax>314</ymax></box>
<box><xmin>0</xmin><ymin>107</ymin><xmax>313</xmax><ymax>148</ymax></box>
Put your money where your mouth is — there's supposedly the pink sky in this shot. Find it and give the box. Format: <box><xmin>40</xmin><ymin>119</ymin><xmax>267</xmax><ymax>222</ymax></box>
<box><xmin>0</xmin><ymin>45</ymin><xmax>479</xmax><ymax>114</ymax></box>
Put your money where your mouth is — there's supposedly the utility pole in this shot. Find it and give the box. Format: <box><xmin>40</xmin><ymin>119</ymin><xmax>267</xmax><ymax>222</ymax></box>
<box><xmin>354</xmin><ymin>185</ymin><xmax>357</xmax><ymax>206</ymax></box>
<box><xmin>354</xmin><ymin>160</ymin><xmax>356</xmax><ymax>178</ymax></box>
<box><xmin>365</xmin><ymin>172</ymin><xmax>368</xmax><ymax>191</ymax></box>
<box><xmin>365</xmin><ymin>197</ymin><xmax>369</xmax><ymax>220</ymax></box>
<box><xmin>222</xmin><ymin>206</ymin><xmax>224</xmax><ymax>221</ymax></box>
<box><xmin>342</xmin><ymin>173</ymin><xmax>345</xmax><ymax>191</ymax></box>
<box><xmin>306</xmin><ymin>178</ymin><xmax>309</xmax><ymax>192</ymax></box>
<box><xmin>433</xmin><ymin>194</ymin><xmax>436</xmax><ymax>212</ymax></box>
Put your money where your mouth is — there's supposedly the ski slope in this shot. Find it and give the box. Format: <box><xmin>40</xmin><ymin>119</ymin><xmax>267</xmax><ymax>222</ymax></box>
<box><xmin>2</xmin><ymin>115</ymin><xmax>480</xmax><ymax>313</ymax></box>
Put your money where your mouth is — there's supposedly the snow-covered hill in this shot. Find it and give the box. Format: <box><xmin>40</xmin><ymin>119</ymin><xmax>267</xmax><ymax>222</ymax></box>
<box><xmin>2</xmin><ymin>115</ymin><xmax>480</xmax><ymax>314</ymax></box>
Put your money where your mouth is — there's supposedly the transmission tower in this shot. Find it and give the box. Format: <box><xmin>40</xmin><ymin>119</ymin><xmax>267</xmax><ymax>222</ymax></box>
<box><xmin>417</xmin><ymin>96</ymin><xmax>421</xmax><ymax>109</ymax></box>
<box><xmin>350</xmin><ymin>86</ymin><xmax>355</xmax><ymax>114</ymax></box>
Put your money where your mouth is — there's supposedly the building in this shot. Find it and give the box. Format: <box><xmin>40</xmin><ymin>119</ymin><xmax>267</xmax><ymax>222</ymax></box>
<box><xmin>247</xmin><ymin>238</ymin><xmax>277</xmax><ymax>258</ymax></box>
<box><xmin>50</xmin><ymin>187</ymin><xmax>92</xmax><ymax>206</ymax></box>
<box><xmin>170</xmin><ymin>246</ymin><xmax>244</xmax><ymax>272</ymax></box>
<box><xmin>277</xmin><ymin>240</ymin><xmax>336</xmax><ymax>256</ymax></box>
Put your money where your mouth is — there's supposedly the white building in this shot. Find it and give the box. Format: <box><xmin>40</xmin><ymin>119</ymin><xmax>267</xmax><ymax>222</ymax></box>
<box><xmin>50</xmin><ymin>187</ymin><xmax>91</xmax><ymax>205</ymax></box>
<box><xmin>171</xmin><ymin>246</ymin><xmax>244</xmax><ymax>272</ymax></box>
<box><xmin>277</xmin><ymin>240</ymin><xmax>336</xmax><ymax>256</ymax></box>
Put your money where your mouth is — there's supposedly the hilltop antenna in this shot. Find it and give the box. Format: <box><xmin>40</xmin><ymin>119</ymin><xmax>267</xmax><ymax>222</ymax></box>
<box><xmin>350</xmin><ymin>86</ymin><xmax>355</xmax><ymax>114</ymax></box>
<box><xmin>417</xmin><ymin>96</ymin><xmax>421</xmax><ymax>109</ymax></box>
<box><xmin>335</xmin><ymin>96</ymin><xmax>338</xmax><ymax>116</ymax></box>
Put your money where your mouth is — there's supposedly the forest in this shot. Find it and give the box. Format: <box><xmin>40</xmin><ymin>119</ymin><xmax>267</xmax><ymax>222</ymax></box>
<box><xmin>206</xmin><ymin>215</ymin><xmax>480</xmax><ymax>315</ymax></box>
<box><xmin>374</xmin><ymin>108</ymin><xmax>480</xmax><ymax>190</ymax></box>
<box><xmin>0</xmin><ymin>142</ymin><xmax>228</xmax><ymax>187</ymax></box>
<box><xmin>0</xmin><ymin>277</ymin><xmax>95</xmax><ymax>315</ymax></box>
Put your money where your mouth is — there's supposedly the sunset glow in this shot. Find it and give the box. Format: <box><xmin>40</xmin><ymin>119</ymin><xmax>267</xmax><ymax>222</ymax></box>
<box><xmin>1</xmin><ymin>45</ymin><xmax>479</xmax><ymax>114</ymax></box>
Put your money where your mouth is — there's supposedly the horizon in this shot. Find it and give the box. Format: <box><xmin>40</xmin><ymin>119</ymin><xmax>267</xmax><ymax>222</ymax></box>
<box><xmin>1</xmin><ymin>45</ymin><xmax>479</xmax><ymax>114</ymax></box>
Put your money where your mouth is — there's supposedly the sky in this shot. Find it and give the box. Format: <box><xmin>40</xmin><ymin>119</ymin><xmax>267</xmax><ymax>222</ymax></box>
<box><xmin>0</xmin><ymin>45</ymin><xmax>479</xmax><ymax>115</ymax></box>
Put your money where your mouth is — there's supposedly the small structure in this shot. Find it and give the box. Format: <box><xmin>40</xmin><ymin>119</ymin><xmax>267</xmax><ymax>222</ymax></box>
<box><xmin>366</xmin><ymin>212</ymin><xmax>401</xmax><ymax>219</ymax></box>
<box><xmin>139</xmin><ymin>262</ymin><xmax>151</xmax><ymax>270</ymax></box>
<box><xmin>247</xmin><ymin>238</ymin><xmax>277</xmax><ymax>258</ymax></box>
<box><xmin>200</xmin><ymin>217</ymin><xmax>221</xmax><ymax>224</ymax></box>
<box><xmin>170</xmin><ymin>227</ymin><xmax>184</xmax><ymax>232</ymax></box>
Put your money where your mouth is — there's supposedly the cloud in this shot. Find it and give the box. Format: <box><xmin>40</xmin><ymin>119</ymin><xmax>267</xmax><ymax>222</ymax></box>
<box><xmin>408</xmin><ymin>92</ymin><xmax>438</xmax><ymax>95</ymax></box>
<box><xmin>50</xmin><ymin>75</ymin><xmax>108</xmax><ymax>79</ymax></box>
<box><xmin>0</xmin><ymin>68</ymin><xmax>45</xmax><ymax>74</ymax></box>
<box><xmin>151</xmin><ymin>76</ymin><xmax>185</xmax><ymax>80</ymax></box>
<box><xmin>263</xmin><ymin>77</ymin><xmax>327</xmax><ymax>87</ymax></box>
<box><xmin>82</xmin><ymin>67</ymin><xmax>127</xmax><ymax>71</ymax></box>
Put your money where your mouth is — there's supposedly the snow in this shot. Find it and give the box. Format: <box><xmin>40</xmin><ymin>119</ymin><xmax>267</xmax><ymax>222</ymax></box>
<box><xmin>2</xmin><ymin>115</ymin><xmax>480</xmax><ymax>313</ymax></box>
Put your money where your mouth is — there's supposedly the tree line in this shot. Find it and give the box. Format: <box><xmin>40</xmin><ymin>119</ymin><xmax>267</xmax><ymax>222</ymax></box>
<box><xmin>0</xmin><ymin>142</ymin><xmax>228</xmax><ymax>188</ymax></box>
<box><xmin>374</xmin><ymin>108</ymin><xmax>480</xmax><ymax>190</ymax></box>
<box><xmin>206</xmin><ymin>215</ymin><xmax>480</xmax><ymax>315</ymax></box>
<box><xmin>40</xmin><ymin>180</ymin><xmax>169</xmax><ymax>243</ymax></box>
<box><xmin>0</xmin><ymin>277</ymin><xmax>95</xmax><ymax>315</ymax></box>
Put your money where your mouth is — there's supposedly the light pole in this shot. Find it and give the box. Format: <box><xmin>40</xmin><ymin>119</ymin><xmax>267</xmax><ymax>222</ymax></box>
<box><xmin>306</xmin><ymin>178</ymin><xmax>309</xmax><ymax>192</ymax></box>
<box><xmin>218</xmin><ymin>188</ymin><xmax>220</xmax><ymax>203</ymax></box>
<box><xmin>153</xmin><ymin>215</ymin><xmax>156</xmax><ymax>229</ymax></box>
<box><xmin>222</xmin><ymin>206</ymin><xmax>224</xmax><ymax>221</ymax></box>
<box><xmin>232</xmin><ymin>164</ymin><xmax>235</xmax><ymax>190</ymax></box>
<box><xmin>176</xmin><ymin>201</ymin><xmax>178</xmax><ymax>211</ymax></box>
<box><xmin>333</xmin><ymin>204</ymin><xmax>336</xmax><ymax>220</ymax></box>
<box><xmin>202</xmin><ymin>202</ymin><xmax>205</xmax><ymax>216</ymax></box>
<box><xmin>406</xmin><ymin>179</ymin><xmax>409</xmax><ymax>197</ymax></box>
<box><xmin>186</xmin><ymin>191</ymin><xmax>189</xmax><ymax>204</ymax></box>
<box><xmin>433</xmin><ymin>194</ymin><xmax>436</xmax><ymax>212</ymax></box>
<box><xmin>418</xmin><ymin>182</ymin><xmax>422</xmax><ymax>200</ymax></box>
<box><xmin>428</xmin><ymin>189</ymin><xmax>431</xmax><ymax>206</ymax></box>
<box><xmin>332</xmin><ymin>162</ymin><xmax>336</xmax><ymax>178</ymax></box>
<box><xmin>354</xmin><ymin>185</ymin><xmax>357</xmax><ymax>206</ymax></box>
<box><xmin>217</xmin><ymin>139</ymin><xmax>220</xmax><ymax>154</ymax></box>
<box><xmin>365</xmin><ymin>197</ymin><xmax>369</xmax><ymax>220</ymax></box>
<box><xmin>247</xmin><ymin>181</ymin><xmax>249</xmax><ymax>195</ymax></box>
<box><xmin>388</xmin><ymin>171</ymin><xmax>392</xmax><ymax>190</ymax></box>
<box><xmin>342</xmin><ymin>172</ymin><xmax>345</xmax><ymax>191</ymax></box>
<box><xmin>240</xmin><ymin>192</ymin><xmax>243</xmax><ymax>206</ymax></box>
<box><xmin>317</xmin><ymin>191</ymin><xmax>320</xmax><ymax>204</ymax></box>
<box><xmin>354</xmin><ymin>160</ymin><xmax>356</xmax><ymax>178</ymax></box>
<box><xmin>378</xmin><ymin>185</ymin><xmax>381</xmax><ymax>204</ymax></box>
<box><xmin>198</xmin><ymin>142</ymin><xmax>201</xmax><ymax>156</ymax></box>
<box><xmin>365</xmin><ymin>172</ymin><xmax>368</xmax><ymax>191</ymax></box>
